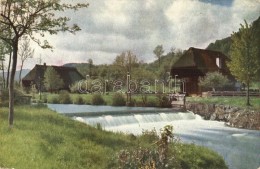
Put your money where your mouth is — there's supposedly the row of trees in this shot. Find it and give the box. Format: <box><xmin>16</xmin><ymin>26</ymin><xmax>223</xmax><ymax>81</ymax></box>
<box><xmin>76</xmin><ymin>47</ymin><xmax>184</xmax><ymax>86</ymax></box>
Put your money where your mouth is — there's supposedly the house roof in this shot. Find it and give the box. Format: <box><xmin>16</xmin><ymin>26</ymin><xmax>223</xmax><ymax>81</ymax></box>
<box><xmin>22</xmin><ymin>64</ymin><xmax>84</xmax><ymax>88</ymax></box>
<box><xmin>171</xmin><ymin>47</ymin><xmax>229</xmax><ymax>77</ymax></box>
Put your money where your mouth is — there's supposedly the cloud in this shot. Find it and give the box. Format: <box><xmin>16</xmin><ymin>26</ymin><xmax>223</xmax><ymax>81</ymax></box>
<box><xmin>22</xmin><ymin>0</ymin><xmax>260</xmax><ymax>69</ymax></box>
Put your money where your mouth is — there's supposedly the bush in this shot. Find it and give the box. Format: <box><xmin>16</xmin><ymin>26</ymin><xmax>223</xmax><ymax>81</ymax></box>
<box><xmin>92</xmin><ymin>93</ymin><xmax>106</xmax><ymax>105</ymax></box>
<box><xmin>74</xmin><ymin>95</ymin><xmax>85</xmax><ymax>105</ymax></box>
<box><xmin>58</xmin><ymin>91</ymin><xmax>72</xmax><ymax>104</ymax></box>
<box><xmin>146</xmin><ymin>98</ymin><xmax>159</xmax><ymax>107</ymax></box>
<box><xmin>157</xmin><ymin>94</ymin><xmax>172</xmax><ymax>108</ymax></box>
<box><xmin>48</xmin><ymin>95</ymin><xmax>59</xmax><ymax>104</ymax></box>
<box><xmin>117</xmin><ymin>125</ymin><xmax>176</xmax><ymax>169</ymax></box>
<box><xmin>112</xmin><ymin>92</ymin><xmax>126</xmax><ymax>106</ymax></box>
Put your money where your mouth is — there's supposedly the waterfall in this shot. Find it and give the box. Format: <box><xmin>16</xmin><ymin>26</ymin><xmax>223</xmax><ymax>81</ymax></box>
<box><xmin>75</xmin><ymin>112</ymin><xmax>198</xmax><ymax>127</ymax></box>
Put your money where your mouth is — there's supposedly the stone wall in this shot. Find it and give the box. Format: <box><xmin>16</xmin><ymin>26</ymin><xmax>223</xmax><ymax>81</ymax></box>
<box><xmin>186</xmin><ymin>102</ymin><xmax>260</xmax><ymax>130</ymax></box>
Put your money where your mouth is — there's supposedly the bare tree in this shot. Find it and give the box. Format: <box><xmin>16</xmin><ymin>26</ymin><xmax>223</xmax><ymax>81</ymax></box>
<box><xmin>18</xmin><ymin>37</ymin><xmax>34</xmax><ymax>85</ymax></box>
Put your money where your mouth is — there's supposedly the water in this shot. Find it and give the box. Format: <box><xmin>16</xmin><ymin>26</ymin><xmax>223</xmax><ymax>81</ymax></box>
<box><xmin>47</xmin><ymin>104</ymin><xmax>260</xmax><ymax>169</ymax></box>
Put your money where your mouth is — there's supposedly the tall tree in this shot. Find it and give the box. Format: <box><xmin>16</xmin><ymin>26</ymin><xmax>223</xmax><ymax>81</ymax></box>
<box><xmin>153</xmin><ymin>45</ymin><xmax>164</xmax><ymax>67</ymax></box>
<box><xmin>18</xmin><ymin>37</ymin><xmax>34</xmax><ymax>85</ymax></box>
<box><xmin>114</xmin><ymin>51</ymin><xmax>139</xmax><ymax>72</ymax></box>
<box><xmin>228</xmin><ymin>20</ymin><xmax>259</xmax><ymax>106</ymax></box>
<box><xmin>0</xmin><ymin>0</ymin><xmax>88</xmax><ymax>127</ymax></box>
<box><xmin>44</xmin><ymin>67</ymin><xmax>64</xmax><ymax>92</ymax></box>
<box><xmin>88</xmin><ymin>58</ymin><xmax>93</xmax><ymax>77</ymax></box>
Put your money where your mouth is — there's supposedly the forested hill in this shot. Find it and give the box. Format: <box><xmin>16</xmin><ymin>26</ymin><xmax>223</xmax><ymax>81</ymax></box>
<box><xmin>206</xmin><ymin>16</ymin><xmax>260</xmax><ymax>57</ymax></box>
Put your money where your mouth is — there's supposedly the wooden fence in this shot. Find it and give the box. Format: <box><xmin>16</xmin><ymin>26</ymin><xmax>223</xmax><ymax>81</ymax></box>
<box><xmin>204</xmin><ymin>91</ymin><xmax>260</xmax><ymax>97</ymax></box>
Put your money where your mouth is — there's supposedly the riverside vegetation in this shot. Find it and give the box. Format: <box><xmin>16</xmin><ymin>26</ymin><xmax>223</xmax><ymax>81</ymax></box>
<box><xmin>0</xmin><ymin>105</ymin><xmax>227</xmax><ymax>169</ymax></box>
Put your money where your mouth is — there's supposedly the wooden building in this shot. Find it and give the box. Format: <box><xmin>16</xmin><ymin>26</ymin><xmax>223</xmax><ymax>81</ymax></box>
<box><xmin>171</xmin><ymin>47</ymin><xmax>231</xmax><ymax>95</ymax></box>
<box><xmin>22</xmin><ymin>63</ymin><xmax>84</xmax><ymax>91</ymax></box>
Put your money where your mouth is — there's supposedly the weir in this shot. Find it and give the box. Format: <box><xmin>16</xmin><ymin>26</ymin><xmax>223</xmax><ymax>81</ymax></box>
<box><xmin>74</xmin><ymin>112</ymin><xmax>198</xmax><ymax>127</ymax></box>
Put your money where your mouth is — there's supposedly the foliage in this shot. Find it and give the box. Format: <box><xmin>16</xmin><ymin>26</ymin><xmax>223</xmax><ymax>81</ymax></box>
<box><xmin>228</xmin><ymin>20</ymin><xmax>259</xmax><ymax>106</ymax></box>
<box><xmin>69</xmin><ymin>81</ymin><xmax>80</xmax><ymax>93</ymax></box>
<box><xmin>112</xmin><ymin>92</ymin><xmax>126</xmax><ymax>106</ymax></box>
<box><xmin>58</xmin><ymin>91</ymin><xmax>72</xmax><ymax>104</ymax></box>
<box><xmin>48</xmin><ymin>95</ymin><xmax>59</xmax><ymax>104</ymax></box>
<box><xmin>156</xmin><ymin>94</ymin><xmax>172</xmax><ymax>108</ymax></box>
<box><xmin>0</xmin><ymin>0</ymin><xmax>88</xmax><ymax>126</ymax></box>
<box><xmin>91</xmin><ymin>93</ymin><xmax>106</xmax><ymax>105</ymax></box>
<box><xmin>199</xmin><ymin>71</ymin><xmax>230</xmax><ymax>91</ymax></box>
<box><xmin>206</xmin><ymin>37</ymin><xmax>231</xmax><ymax>57</ymax></box>
<box><xmin>44</xmin><ymin>67</ymin><xmax>64</xmax><ymax>92</ymax></box>
<box><xmin>118</xmin><ymin>126</ymin><xmax>174</xmax><ymax>169</ymax></box>
<box><xmin>153</xmin><ymin>45</ymin><xmax>164</xmax><ymax>67</ymax></box>
<box><xmin>74</xmin><ymin>95</ymin><xmax>85</xmax><ymax>105</ymax></box>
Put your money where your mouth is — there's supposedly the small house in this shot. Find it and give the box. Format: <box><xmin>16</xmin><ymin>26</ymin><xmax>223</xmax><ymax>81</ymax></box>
<box><xmin>22</xmin><ymin>63</ymin><xmax>84</xmax><ymax>91</ymax></box>
<box><xmin>171</xmin><ymin>47</ymin><xmax>232</xmax><ymax>95</ymax></box>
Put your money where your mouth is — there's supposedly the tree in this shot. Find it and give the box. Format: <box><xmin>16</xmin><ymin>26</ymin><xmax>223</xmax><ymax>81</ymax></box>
<box><xmin>199</xmin><ymin>71</ymin><xmax>229</xmax><ymax>92</ymax></box>
<box><xmin>228</xmin><ymin>20</ymin><xmax>259</xmax><ymax>106</ymax></box>
<box><xmin>153</xmin><ymin>45</ymin><xmax>164</xmax><ymax>67</ymax></box>
<box><xmin>88</xmin><ymin>58</ymin><xmax>93</xmax><ymax>77</ymax></box>
<box><xmin>44</xmin><ymin>67</ymin><xmax>64</xmax><ymax>92</ymax></box>
<box><xmin>0</xmin><ymin>0</ymin><xmax>88</xmax><ymax>127</ymax></box>
<box><xmin>113</xmin><ymin>51</ymin><xmax>140</xmax><ymax>78</ymax></box>
<box><xmin>0</xmin><ymin>39</ymin><xmax>11</xmax><ymax>88</ymax></box>
<box><xmin>18</xmin><ymin>37</ymin><xmax>34</xmax><ymax>85</ymax></box>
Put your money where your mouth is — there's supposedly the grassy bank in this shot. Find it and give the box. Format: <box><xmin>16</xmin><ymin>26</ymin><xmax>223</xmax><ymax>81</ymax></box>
<box><xmin>187</xmin><ymin>96</ymin><xmax>260</xmax><ymax>110</ymax></box>
<box><xmin>0</xmin><ymin>106</ymin><xmax>227</xmax><ymax>169</ymax></box>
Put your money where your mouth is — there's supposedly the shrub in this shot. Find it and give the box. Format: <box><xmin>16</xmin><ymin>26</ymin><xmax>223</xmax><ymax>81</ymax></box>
<box><xmin>92</xmin><ymin>93</ymin><xmax>106</xmax><ymax>105</ymax></box>
<box><xmin>117</xmin><ymin>125</ymin><xmax>176</xmax><ymax>169</ymax></box>
<box><xmin>58</xmin><ymin>90</ymin><xmax>72</xmax><ymax>104</ymax></box>
<box><xmin>112</xmin><ymin>92</ymin><xmax>126</xmax><ymax>106</ymax></box>
<box><xmin>74</xmin><ymin>95</ymin><xmax>85</xmax><ymax>105</ymax></box>
<box><xmin>157</xmin><ymin>94</ymin><xmax>171</xmax><ymax>108</ymax></box>
<box><xmin>146</xmin><ymin>98</ymin><xmax>159</xmax><ymax>107</ymax></box>
<box><xmin>48</xmin><ymin>95</ymin><xmax>59</xmax><ymax>104</ymax></box>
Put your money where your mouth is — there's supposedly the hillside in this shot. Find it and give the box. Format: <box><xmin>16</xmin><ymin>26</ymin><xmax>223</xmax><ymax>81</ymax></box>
<box><xmin>206</xmin><ymin>16</ymin><xmax>260</xmax><ymax>56</ymax></box>
<box><xmin>0</xmin><ymin>69</ymin><xmax>30</xmax><ymax>81</ymax></box>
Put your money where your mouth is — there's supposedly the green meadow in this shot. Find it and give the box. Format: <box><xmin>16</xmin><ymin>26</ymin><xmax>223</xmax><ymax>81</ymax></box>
<box><xmin>0</xmin><ymin>105</ymin><xmax>227</xmax><ymax>169</ymax></box>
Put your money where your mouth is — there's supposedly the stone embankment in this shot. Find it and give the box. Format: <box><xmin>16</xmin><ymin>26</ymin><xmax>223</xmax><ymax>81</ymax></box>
<box><xmin>186</xmin><ymin>102</ymin><xmax>260</xmax><ymax>130</ymax></box>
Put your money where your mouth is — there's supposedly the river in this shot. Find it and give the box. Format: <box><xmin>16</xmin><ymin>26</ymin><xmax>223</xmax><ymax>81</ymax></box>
<box><xmin>47</xmin><ymin>104</ymin><xmax>260</xmax><ymax>169</ymax></box>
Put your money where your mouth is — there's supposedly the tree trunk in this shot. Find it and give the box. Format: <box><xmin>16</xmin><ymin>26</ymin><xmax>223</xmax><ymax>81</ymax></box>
<box><xmin>1</xmin><ymin>60</ymin><xmax>5</xmax><ymax>88</ymax></box>
<box><xmin>246</xmin><ymin>81</ymin><xmax>250</xmax><ymax>106</ymax></box>
<box><xmin>18</xmin><ymin>61</ymin><xmax>24</xmax><ymax>86</ymax></box>
<box><xmin>9</xmin><ymin>39</ymin><xmax>18</xmax><ymax>127</ymax></box>
<box><xmin>6</xmin><ymin>50</ymin><xmax>12</xmax><ymax>88</ymax></box>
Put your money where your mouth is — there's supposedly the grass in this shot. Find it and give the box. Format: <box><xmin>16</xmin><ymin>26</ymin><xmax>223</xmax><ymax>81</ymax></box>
<box><xmin>0</xmin><ymin>105</ymin><xmax>227</xmax><ymax>169</ymax></box>
<box><xmin>187</xmin><ymin>96</ymin><xmax>260</xmax><ymax>109</ymax></box>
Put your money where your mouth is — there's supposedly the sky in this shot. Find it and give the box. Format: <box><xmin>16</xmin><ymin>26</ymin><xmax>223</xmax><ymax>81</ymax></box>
<box><xmin>20</xmin><ymin>0</ymin><xmax>260</xmax><ymax>69</ymax></box>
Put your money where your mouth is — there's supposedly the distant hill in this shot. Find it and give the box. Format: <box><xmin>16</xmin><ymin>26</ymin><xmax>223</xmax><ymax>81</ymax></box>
<box><xmin>206</xmin><ymin>16</ymin><xmax>260</xmax><ymax>57</ymax></box>
<box><xmin>0</xmin><ymin>69</ymin><xmax>31</xmax><ymax>81</ymax></box>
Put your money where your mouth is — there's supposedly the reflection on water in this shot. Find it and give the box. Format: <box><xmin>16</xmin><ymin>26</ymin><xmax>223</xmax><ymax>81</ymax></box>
<box><xmin>47</xmin><ymin>104</ymin><xmax>260</xmax><ymax>169</ymax></box>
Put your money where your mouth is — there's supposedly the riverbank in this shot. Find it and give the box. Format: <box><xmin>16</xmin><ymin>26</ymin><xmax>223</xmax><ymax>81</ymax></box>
<box><xmin>0</xmin><ymin>105</ymin><xmax>227</xmax><ymax>169</ymax></box>
<box><xmin>186</xmin><ymin>102</ymin><xmax>260</xmax><ymax>130</ymax></box>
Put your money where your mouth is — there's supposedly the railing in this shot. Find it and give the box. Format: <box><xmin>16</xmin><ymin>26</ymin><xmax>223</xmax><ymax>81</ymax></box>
<box><xmin>169</xmin><ymin>94</ymin><xmax>186</xmax><ymax>108</ymax></box>
<box><xmin>205</xmin><ymin>91</ymin><xmax>260</xmax><ymax>97</ymax></box>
